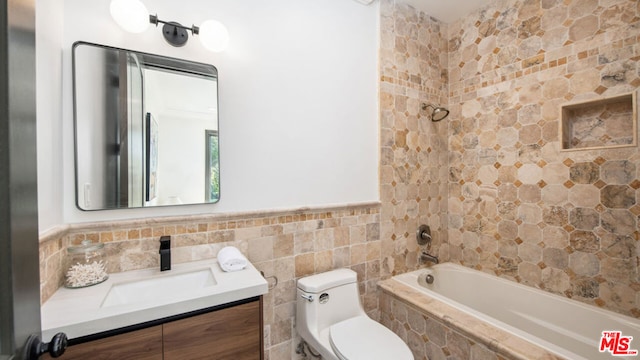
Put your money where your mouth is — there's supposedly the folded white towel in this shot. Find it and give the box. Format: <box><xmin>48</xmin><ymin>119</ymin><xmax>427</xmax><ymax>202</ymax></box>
<box><xmin>217</xmin><ymin>246</ymin><xmax>248</xmax><ymax>272</ymax></box>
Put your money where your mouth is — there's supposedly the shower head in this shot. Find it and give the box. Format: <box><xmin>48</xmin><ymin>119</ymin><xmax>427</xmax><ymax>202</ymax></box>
<box><xmin>421</xmin><ymin>103</ymin><xmax>450</xmax><ymax>121</ymax></box>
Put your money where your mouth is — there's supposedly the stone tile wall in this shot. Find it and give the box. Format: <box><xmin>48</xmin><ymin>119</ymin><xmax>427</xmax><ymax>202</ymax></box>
<box><xmin>39</xmin><ymin>203</ymin><xmax>381</xmax><ymax>359</ymax></box>
<box><xmin>378</xmin><ymin>289</ymin><xmax>564</xmax><ymax>360</ymax></box>
<box><xmin>445</xmin><ymin>0</ymin><xmax>640</xmax><ymax>317</ymax></box>
<box><xmin>380</xmin><ymin>292</ymin><xmax>502</xmax><ymax>360</ymax></box>
<box><xmin>379</xmin><ymin>0</ymin><xmax>450</xmax><ymax>277</ymax></box>
<box><xmin>380</xmin><ymin>0</ymin><xmax>640</xmax><ymax>318</ymax></box>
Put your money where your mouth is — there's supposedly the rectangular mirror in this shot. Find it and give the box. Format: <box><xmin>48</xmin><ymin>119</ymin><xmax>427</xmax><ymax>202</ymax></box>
<box><xmin>73</xmin><ymin>42</ymin><xmax>220</xmax><ymax>210</ymax></box>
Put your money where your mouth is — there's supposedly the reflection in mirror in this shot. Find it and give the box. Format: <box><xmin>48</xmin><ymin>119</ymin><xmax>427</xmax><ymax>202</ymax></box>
<box><xmin>73</xmin><ymin>42</ymin><xmax>220</xmax><ymax>210</ymax></box>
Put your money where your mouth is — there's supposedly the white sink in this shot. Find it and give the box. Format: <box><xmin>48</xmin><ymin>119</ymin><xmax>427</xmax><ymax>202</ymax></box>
<box><xmin>101</xmin><ymin>268</ymin><xmax>217</xmax><ymax>307</ymax></box>
<box><xmin>42</xmin><ymin>259</ymin><xmax>269</xmax><ymax>340</ymax></box>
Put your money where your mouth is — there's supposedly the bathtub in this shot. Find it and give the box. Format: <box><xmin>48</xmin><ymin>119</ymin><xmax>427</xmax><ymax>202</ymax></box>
<box><xmin>382</xmin><ymin>263</ymin><xmax>640</xmax><ymax>360</ymax></box>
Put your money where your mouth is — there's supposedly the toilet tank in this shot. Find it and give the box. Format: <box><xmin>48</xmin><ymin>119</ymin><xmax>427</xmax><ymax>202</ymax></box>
<box><xmin>296</xmin><ymin>269</ymin><xmax>366</xmax><ymax>338</ymax></box>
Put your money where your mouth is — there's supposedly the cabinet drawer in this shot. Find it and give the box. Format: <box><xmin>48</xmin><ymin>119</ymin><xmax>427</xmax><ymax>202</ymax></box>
<box><xmin>164</xmin><ymin>300</ymin><xmax>262</xmax><ymax>360</ymax></box>
<box><xmin>43</xmin><ymin>325</ymin><xmax>162</xmax><ymax>360</ymax></box>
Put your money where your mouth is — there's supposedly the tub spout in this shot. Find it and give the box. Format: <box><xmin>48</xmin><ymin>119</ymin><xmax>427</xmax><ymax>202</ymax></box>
<box><xmin>420</xmin><ymin>252</ymin><xmax>439</xmax><ymax>264</ymax></box>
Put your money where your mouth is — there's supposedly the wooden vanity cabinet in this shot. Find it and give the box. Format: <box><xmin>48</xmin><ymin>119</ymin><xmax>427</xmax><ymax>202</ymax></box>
<box><xmin>45</xmin><ymin>297</ymin><xmax>263</xmax><ymax>360</ymax></box>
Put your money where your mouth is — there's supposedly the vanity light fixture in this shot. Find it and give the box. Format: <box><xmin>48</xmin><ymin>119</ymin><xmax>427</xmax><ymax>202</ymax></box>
<box><xmin>149</xmin><ymin>14</ymin><xmax>199</xmax><ymax>48</ymax></box>
<box><xmin>110</xmin><ymin>0</ymin><xmax>229</xmax><ymax>52</ymax></box>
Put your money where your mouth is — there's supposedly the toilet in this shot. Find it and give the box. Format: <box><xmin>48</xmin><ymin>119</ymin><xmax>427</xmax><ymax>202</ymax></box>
<box><xmin>296</xmin><ymin>269</ymin><xmax>414</xmax><ymax>360</ymax></box>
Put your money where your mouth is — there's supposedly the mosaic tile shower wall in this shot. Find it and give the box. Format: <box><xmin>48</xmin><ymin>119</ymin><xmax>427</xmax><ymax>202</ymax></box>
<box><xmin>379</xmin><ymin>0</ymin><xmax>450</xmax><ymax>277</ymax></box>
<box><xmin>445</xmin><ymin>0</ymin><xmax>640</xmax><ymax>317</ymax></box>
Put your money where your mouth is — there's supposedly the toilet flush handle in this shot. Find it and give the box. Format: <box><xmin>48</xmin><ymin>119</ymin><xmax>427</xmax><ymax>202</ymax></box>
<box><xmin>300</xmin><ymin>293</ymin><xmax>314</xmax><ymax>302</ymax></box>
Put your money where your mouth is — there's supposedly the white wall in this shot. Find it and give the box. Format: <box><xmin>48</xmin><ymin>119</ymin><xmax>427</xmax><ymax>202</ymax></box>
<box><xmin>36</xmin><ymin>0</ymin><xmax>65</xmax><ymax>232</ymax></box>
<box><xmin>38</xmin><ymin>0</ymin><xmax>379</xmax><ymax>228</ymax></box>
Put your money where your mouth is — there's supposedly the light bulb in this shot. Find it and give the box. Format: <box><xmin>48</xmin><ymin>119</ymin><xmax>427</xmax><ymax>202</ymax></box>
<box><xmin>110</xmin><ymin>0</ymin><xmax>149</xmax><ymax>34</ymax></box>
<box><xmin>199</xmin><ymin>20</ymin><xmax>229</xmax><ymax>52</ymax></box>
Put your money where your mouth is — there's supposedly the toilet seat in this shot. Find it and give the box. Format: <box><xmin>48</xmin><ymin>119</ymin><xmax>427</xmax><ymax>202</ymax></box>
<box><xmin>329</xmin><ymin>316</ymin><xmax>414</xmax><ymax>360</ymax></box>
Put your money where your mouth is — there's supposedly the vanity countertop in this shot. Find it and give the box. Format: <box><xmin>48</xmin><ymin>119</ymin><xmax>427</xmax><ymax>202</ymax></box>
<box><xmin>41</xmin><ymin>259</ymin><xmax>268</xmax><ymax>340</ymax></box>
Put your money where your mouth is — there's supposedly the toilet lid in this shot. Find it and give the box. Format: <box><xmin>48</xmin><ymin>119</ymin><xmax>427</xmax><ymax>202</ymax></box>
<box><xmin>329</xmin><ymin>316</ymin><xmax>414</xmax><ymax>360</ymax></box>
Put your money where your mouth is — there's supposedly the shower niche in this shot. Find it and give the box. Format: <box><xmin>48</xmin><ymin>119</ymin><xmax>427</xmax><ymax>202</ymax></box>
<box><xmin>561</xmin><ymin>92</ymin><xmax>637</xmax><ymax>151</ymax></box>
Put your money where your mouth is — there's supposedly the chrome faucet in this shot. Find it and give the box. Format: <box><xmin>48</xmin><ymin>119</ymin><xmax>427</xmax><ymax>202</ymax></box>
<box><xmin>417</xmin><ymin>225</ymin><xmax>432</xmax><ymax>245</ymax></box>
<box><xmin>417</xmin><ymin>225</ymin><xmax>439</xmax><ymax>264</ymax></box>
<box><xmin>420</xmin><ymin>251</ymin><xmax>439</xmax><ymax>264</ymax></box>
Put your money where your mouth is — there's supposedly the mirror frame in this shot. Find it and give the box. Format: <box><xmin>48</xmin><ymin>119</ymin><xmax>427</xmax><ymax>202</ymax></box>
<box><xmin>72</xmin><ymin>41</ymin><xmax>221</xmax><ymax>211</ymax></box>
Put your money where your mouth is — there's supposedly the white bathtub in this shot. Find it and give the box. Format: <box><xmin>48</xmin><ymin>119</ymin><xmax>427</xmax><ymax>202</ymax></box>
<box><xmin>391</xmin><ymin>263</ymin><xmax>640</xmax><ymax>360</ymax></box>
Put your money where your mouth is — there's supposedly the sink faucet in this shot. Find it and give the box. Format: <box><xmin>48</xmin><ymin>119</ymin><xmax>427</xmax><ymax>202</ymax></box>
<box><xmin>420</xmin><ymin>251</ymin><xmax>439</xmax><ymax>264</ymax></box>
<box><xmin>159</xmin><ymin>236</ymin><xmax>171</xmax><ymax>271</ymax></box>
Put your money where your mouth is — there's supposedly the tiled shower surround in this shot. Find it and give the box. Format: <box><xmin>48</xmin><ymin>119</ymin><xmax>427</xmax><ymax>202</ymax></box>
<box><xmin>381</xmin><ymin>0</ymin><xmax>640</xmax><ymax>317</ymax></box>
<box><xmin>40</xmin><ymin>0</ymin><xmax>640</xmax><ymax>358</ymax></box>
<box><xmin>445</xmin><ymin>0</ymin><xmax>640</xmax><ymax>319</ymax></box>
<box><xmin>380</xmin><ymin>0</ymin><xmax>640</xmax><ymax>358</ymax></box>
